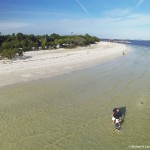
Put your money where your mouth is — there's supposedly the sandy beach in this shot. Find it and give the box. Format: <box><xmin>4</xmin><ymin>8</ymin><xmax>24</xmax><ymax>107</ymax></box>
<box><xmin>0</xmin><ymin>42</ymin><xmax>130</xmax><ymax>87</ymax></box>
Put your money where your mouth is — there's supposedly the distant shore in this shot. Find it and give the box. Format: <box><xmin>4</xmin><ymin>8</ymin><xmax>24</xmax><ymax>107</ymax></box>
<box><xmin>0</xmin><ymin>42</ymin><xmax>131</xmax><ymax>87</ymax></box>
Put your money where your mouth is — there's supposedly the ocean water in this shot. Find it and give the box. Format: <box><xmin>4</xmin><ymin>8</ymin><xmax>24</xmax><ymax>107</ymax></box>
<box><xmin>0</xmin><ymin>42</ymin><xmax>150</xmax><ymax>150</ymax></box>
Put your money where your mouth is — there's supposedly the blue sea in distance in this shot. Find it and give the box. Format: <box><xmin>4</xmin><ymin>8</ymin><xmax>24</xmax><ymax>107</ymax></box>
<box><xmin>102</xmin><ymin>39</ymin><xmax>150</xmax><ymax>47</ymax></box>
<box><xmin>128</xmin><ymin>40</ymin><xmax>150</xmax><ymax>47</ymax></box>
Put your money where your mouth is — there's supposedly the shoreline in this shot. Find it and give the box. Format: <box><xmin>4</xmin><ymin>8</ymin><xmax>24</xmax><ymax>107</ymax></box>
<box><xmin>0</xmin><ymin>42</ymin><xmax>131</xmax><ymax>87</ymax></box>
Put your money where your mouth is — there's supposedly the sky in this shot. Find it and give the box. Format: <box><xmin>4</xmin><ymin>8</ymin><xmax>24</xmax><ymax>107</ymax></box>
<box><xmin>0</xmin><ymin>0</ymin><xmax>150</xmax><ymax>40</ymax></box>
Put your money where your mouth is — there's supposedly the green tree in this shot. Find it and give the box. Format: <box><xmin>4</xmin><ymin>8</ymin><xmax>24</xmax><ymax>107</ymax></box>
<box><xmin>1</xmin><ymin>49</ymin><xmax>16</xmax><ymax>59</ymax></box>
<box><xmin>0</xmin><ymin>32</ymin><xmax>100</xmax><ymax>59</ymax></box>
<box><xmin>1</xmin><ymin>42</ymin><xmax>11</xmax><ymax>49</ymax></box>
<box><xmin>16</xmin><ymin>33</ymin><xmax>24</xmax><ymax>41</ymax></box>
<box><xmin>50</xmin><ymin>33</ymin><xmax>60</xmax><ymax>40</ymax></box>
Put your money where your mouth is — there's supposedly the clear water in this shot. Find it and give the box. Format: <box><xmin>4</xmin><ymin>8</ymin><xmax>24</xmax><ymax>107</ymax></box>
<box><xmin>0</xmin><ymin>45</ymin><xmax>150</xmax><ymax>150</ymax></box>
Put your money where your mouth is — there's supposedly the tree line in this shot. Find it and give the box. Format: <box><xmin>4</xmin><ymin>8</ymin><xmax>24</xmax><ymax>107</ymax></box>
<box><xmin>0</xmin><ymin>32</ymin><xmax>100</xmax><ymax>59</ymax></box>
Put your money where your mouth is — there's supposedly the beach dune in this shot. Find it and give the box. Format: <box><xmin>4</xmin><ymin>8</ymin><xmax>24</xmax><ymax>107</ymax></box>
<box><xmin>0</xmin><ymin>42</ymin><xmax>130</xmax><ymax>87</ymax></box>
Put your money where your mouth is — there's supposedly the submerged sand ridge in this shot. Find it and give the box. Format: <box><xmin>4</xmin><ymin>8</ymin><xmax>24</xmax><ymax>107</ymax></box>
<box><xmin>0</xmin><ymin>42</ymin><xmax>130</xmax><ymax>86</ymax></box>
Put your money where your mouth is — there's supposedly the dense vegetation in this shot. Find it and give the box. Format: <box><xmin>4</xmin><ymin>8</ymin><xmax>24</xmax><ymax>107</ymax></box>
<box><xmin>0</xmin><ymin>32</ymin><xmax>100</xmax><ymax>59</ymax></box>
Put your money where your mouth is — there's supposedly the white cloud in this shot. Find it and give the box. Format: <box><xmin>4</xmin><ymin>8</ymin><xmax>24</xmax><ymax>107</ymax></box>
<box><xmin>104</xmin><ymin>0</ymin><xmax>145</xmax><ymax>18</ymax></box>
<box><xmin>0</xmin><ymin>22</ymin><xmax>31</xmax><ymax>30</ymax></box>
<box><xmin>104</xmin><ymin>8</ymin><xmax>132</xmax><ymax>17</ymax></box>
<box><xmin>99</xmin><ymin>13</ymin><xmax>150</xmax><ymax>27</ymax></box>
<box><xmin>0</xmin><ymin>11</ymin><xmax>73</xmax><ymax>18</ymax></box>
<box><xmin>1</xmin><ymin>12</ymin><xmax>150</xmax><ymax>40</ymax></box>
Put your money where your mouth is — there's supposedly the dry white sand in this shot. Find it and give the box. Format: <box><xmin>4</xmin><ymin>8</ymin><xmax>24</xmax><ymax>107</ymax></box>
<box><xmin>0</xmin><ymin>42</ymin><xmax>130</xmax><ymax>86</ymax></box>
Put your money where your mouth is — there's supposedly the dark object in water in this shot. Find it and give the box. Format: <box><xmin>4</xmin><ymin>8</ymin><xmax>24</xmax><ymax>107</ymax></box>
<box><xmin>123</xmin><ymin>52</ymin><xmax>126</xmax><ymax>55</ymax></box>
<box><xmin>140</xmin><ymin>101</ymin><xmax>144</xmax><ymax>105</ymax></box>
<box><xmin>119</xmin><ymin>106</ymin><xmax>126</xmax><ymax>118</ymax></box>
<box><xmin>119</xmin><ymin>106</ymin><xmax>126</xmax><ymax>125</ymax></box>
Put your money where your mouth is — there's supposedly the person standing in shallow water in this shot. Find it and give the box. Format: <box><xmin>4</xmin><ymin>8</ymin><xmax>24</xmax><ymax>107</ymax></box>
<box><xmin>115</xmin><ymin>119</ymin><xmax>121</xmax><ymax>132</ymax></box>
<box><xmin>112</xmin><ymin>108</ymin><xmax>122</xmax><ymax>125</ymax></box>
<box><xmin>112</xmin><ymin>108</ymin><xmax>117</xmax><ymax>124</ymax></box>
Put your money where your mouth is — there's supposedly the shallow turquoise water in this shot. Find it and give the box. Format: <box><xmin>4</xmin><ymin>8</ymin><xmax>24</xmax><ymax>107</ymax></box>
<box><xmin>0</xmin><ymin>45</ymin><xmax>150</xmax><ymax>150</ymax></box>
